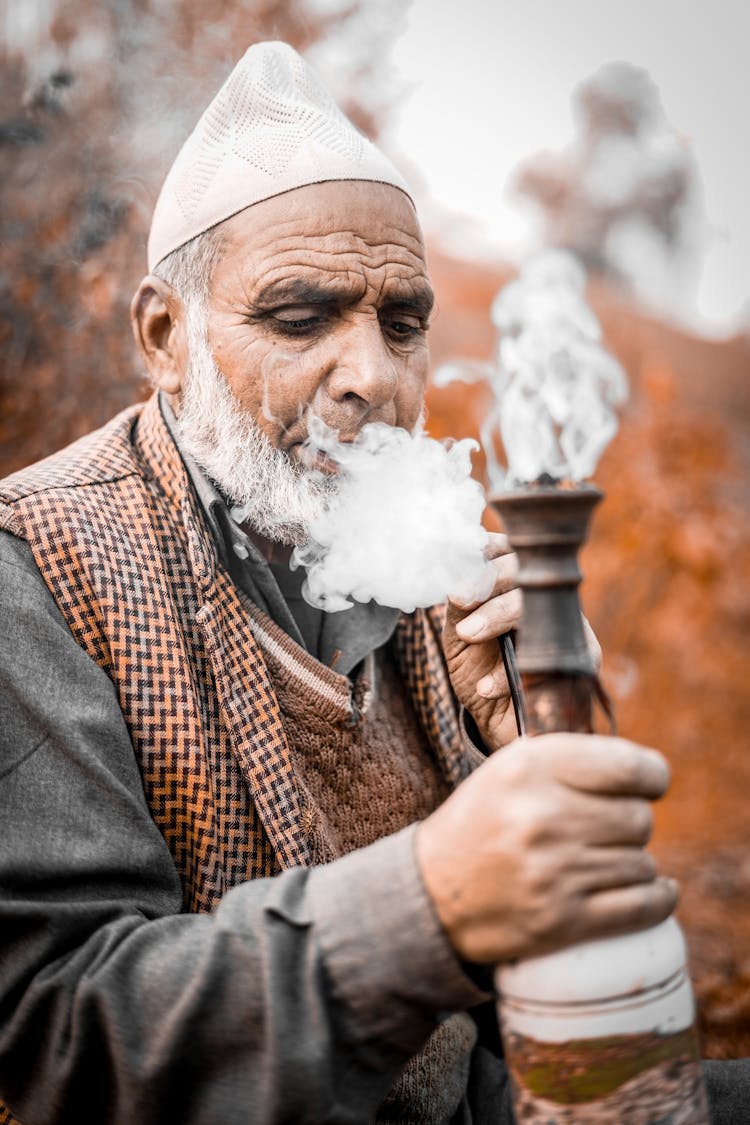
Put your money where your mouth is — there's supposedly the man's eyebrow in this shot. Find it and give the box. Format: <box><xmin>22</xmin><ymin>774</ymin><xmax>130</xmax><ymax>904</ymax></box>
<box><xmin>381</xmin><ymin>290</ymin><xmax>435</xmax><ymax>319</ymax></box>
<box><xmin>249</xmin><ymin>278</ymin><xmax>434</xmax><ymax>318</ymax></box>
<box><xmin>250</xmin><ymin>279</ymin><xmax>351</xmax><ymax>310</ymax></box>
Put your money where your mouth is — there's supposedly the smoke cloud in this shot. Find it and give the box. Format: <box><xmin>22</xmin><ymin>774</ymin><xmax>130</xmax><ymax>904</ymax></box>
<box><xmin>291</xmin><ymin>418</ymin><xmax>492</xmax><ymax>613</ymax></box>
<box><xmin>488</xmin><ymin>250</ymin><xmax>628</xmax><ymax>486</ymax></box>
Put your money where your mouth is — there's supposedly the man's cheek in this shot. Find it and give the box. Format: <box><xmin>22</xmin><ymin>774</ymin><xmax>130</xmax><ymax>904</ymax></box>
<box><xmin>258</xmin><ymin>352</ymin><xmax>323</xmax><ymax>427</ymax></box>
<box><xmin>398</xmin><ymin>365</ymin><xmax>429</xmax><ymax>430</ymax></box>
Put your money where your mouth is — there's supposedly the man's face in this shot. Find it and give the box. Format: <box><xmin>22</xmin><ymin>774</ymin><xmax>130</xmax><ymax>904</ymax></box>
<box><xmin>201</xmin><ymin>180</ymin><xmax>433</xmax><ymax>465</ymax></box>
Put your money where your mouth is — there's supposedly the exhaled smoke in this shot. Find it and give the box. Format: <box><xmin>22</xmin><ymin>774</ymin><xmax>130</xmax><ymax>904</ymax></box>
<box><xmin>489</xmin><ymin>250</ymin><xmax>628</xmax><ymax>486</ymax></box>
<box><xmin>291</xmin><ymin>418</ymin><xmax>492</xmax><ymax>613</ymax></box>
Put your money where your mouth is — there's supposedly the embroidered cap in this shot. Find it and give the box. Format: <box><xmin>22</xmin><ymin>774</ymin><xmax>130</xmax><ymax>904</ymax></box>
<box><xmin>147</xmin><ymin>40</ymin><xmax>413</xmax><ymax>271</ymax></box>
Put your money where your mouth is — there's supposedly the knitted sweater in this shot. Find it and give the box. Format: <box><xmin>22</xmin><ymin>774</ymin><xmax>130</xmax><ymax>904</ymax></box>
<box><xmin>246</xmin><ymin>602</ymin><xmax>480</xmax><ymax>1122</ymax></box>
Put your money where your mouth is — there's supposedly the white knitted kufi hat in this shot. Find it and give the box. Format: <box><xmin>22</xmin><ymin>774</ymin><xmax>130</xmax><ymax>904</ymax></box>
<box><xmin>147</xmin><ymin>40</ymin><xmax>412</xmax><ymax>271</ymax></box>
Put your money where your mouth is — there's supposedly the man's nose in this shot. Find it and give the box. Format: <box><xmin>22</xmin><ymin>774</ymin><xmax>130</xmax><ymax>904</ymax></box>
<box><xmin>325</xmin><ymin>321</ymin><xmax>398</xmax><ymax>413</ymax></box>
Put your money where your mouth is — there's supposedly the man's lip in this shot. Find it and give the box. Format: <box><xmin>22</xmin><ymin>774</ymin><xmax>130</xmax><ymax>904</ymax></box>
<box><xmin>291</xmin><ymin>443</ymin><xmax>342</xmax><ymax>475</ymax></box>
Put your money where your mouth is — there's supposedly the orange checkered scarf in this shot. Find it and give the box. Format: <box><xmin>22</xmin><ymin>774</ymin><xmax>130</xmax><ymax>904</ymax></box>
<box><xmin>0</xmin><ymin>394</ymin><xmax>466</xmax><ymax>913</ymax></box>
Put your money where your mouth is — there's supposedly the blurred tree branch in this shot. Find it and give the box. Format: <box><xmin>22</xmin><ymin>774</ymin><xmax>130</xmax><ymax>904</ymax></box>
<box><xmin>0</xmin><ymin>0</ymin><xmax>408</xmax><ymax>472</ymax></box>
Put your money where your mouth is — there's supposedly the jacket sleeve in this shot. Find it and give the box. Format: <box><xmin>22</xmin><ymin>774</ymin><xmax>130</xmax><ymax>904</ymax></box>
<box><xmin>0</xmin><ymin>531</ymin><xmax>488</xmax><ymax>1125</ymax></box>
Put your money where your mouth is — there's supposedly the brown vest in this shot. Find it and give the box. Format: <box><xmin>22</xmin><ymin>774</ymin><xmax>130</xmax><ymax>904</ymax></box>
<box><xmin>0</xmin><ymin>394</ymin><xmax>475</xmax><ymax>1124</ymax></box>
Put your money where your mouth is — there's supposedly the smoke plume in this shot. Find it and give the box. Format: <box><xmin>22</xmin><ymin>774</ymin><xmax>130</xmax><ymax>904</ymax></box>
<box><xmin>490</xmin><ymin>250</ymin><xmax>628</xmax><ymax>485</ymax></box>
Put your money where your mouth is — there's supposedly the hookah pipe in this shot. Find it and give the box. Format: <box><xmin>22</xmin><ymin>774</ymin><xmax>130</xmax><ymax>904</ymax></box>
<box><xmin>489</xmin><ymin>481</ymin><xmax>710</xmax><ymax>1123</ymax></box>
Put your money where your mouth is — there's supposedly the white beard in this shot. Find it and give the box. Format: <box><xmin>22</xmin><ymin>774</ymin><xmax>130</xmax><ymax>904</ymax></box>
<box><xmin>175</xmin><ymin>309</ymin><xmax>337</xmax><ymax>545</ymax></box>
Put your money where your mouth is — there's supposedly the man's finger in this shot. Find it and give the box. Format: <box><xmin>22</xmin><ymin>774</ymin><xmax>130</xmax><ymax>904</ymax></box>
<box><xmin>475</xmin><ymin>657</ymin><xmax>510</xmax><ymax>699</ymax></box>
<box><xmin>449</xmin><ymin>541</ymin><xmax>517</xmax><ymax>611</ymax></box>
<box><xmin>556</xmin><ymin>791</ymin><xmax>656</xmax><ymax>847</ymax></box>
<box><xmin>454</xmin><ymin>588</ymin><xmax>523</xmax><ymax>642</ymax></box>
<box><xmin>573</xmin><ymin>847</ymin><xmax>659</xmax><ymax>891</ymax></box>
<box><xmin>531</xmin><ymin>734</ymin><xmax>671</xmax><ymax>799</ymax></box>
<box><xmin>580</xmin><ymin>875</ymin><xmax>679</xmax><ymax>938</ymax></box>
<box><xmin>483</xmin><ymin>532</ymin><xmax>513</xmax><ymax>560</ymax></box>
<box><xmin>582</xmin><ymin>615</ymin><xmax>602</xmax><ymax>673</ymax></box>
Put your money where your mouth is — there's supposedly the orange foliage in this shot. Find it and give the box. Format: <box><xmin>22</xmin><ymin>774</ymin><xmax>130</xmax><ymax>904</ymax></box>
<box><xmin>0</xmin><ymin>0</ymin><xmax>396</xmax><ymax>475</ymax></box>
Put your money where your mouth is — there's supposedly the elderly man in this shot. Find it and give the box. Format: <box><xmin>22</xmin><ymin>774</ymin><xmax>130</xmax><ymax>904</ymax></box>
<box><xmin>0</xmin><ymin>41</ymin><xmax>719</xmax><ymax>1125</ymax></box>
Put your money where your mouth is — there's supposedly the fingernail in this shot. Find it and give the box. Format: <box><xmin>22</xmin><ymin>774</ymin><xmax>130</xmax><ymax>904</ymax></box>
<box><xmin>456</xmin><ymin>614</ymin><xmax>485</xmax><ymax>640</ymax></box>
<box><xmin>476</xmin><ymin>673</ymin><xmax>499</xmax><ymax>698</ymax></box>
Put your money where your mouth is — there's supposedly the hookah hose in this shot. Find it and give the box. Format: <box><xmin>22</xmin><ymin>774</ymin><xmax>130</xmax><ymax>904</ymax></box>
<box><xmin>500</xmin><ymin>632</ymin><xmax>527</xmax><ymax>736</ymax></box>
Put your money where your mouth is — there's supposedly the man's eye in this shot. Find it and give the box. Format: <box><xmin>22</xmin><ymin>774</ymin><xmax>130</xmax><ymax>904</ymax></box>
<box><xmin>271</xmin><ymin>309</ymin><xmax>327</xmax><ymax>335</ymax></box>
<box><xmin>384</xmin><ymin>317</ymin><xmax>426</xmax><ymax>338</ymax></box>
<box><xmin>276</xmin><ymin>316</ymin><xmax>321</xmax><ymax>331</ymax></box>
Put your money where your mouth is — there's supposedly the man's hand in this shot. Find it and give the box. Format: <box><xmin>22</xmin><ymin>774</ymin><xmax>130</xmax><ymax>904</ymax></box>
<box><xmin>443</xmin><ymin>533</ymin><xmax>602</xmax><ymax>751</ymax></box>
<box><xmin>443</xmin><ymin>533</ymin><xmax>522</xmax><ymax>750</ymax></box>
<box><xmin>415</xmin><ymin>733</ymin><xmax>678</xmax><ymax>966</ymax></box>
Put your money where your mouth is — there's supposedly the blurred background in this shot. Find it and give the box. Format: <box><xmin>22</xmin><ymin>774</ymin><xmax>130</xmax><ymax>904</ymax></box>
<box><xmin>1</xmin><ymin>0</ymin><xmax>748</xmax><ymax>1058</ymax></box>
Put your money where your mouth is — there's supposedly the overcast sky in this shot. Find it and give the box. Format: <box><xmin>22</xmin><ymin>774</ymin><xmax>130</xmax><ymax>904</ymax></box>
<box><xmin>385</xmin><ymin>0</ymin><xmax>749</xmax><ymax>333</ymax></box>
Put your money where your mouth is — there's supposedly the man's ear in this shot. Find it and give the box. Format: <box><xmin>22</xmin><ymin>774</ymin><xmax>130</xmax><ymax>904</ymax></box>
<box><xmin>130</xmin><ymin>275</ymin><xmax>188</xmax><ymax>395</ymax></box>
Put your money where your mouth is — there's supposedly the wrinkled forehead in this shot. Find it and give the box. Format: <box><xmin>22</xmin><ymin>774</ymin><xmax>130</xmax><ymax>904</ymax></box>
<box><xmin>209</xmin><ymin>180</ymin><xmax>430</xmax><ymax>302</ymax></box>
